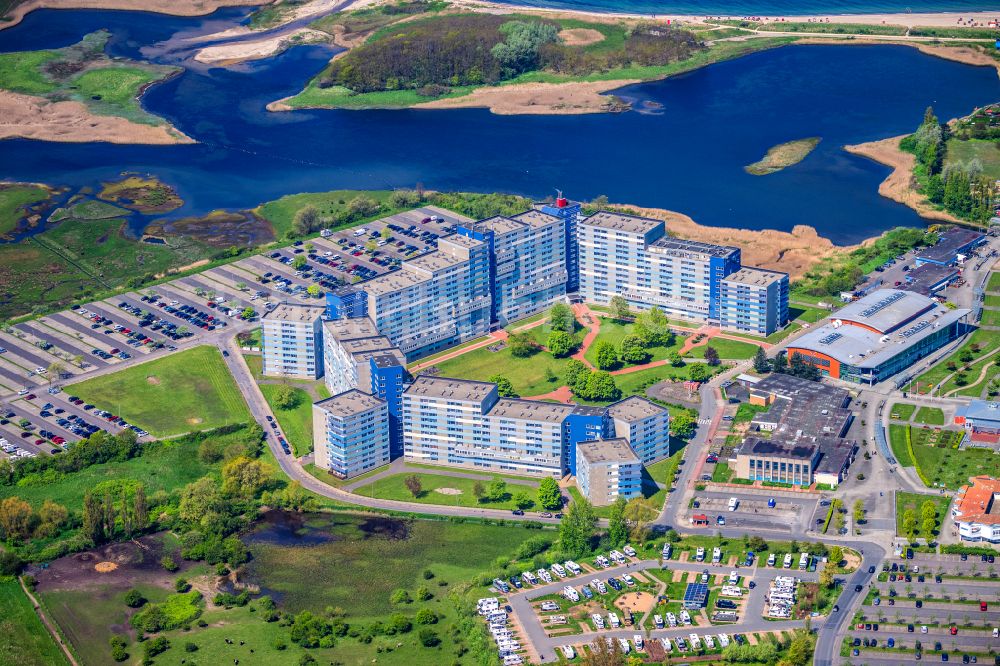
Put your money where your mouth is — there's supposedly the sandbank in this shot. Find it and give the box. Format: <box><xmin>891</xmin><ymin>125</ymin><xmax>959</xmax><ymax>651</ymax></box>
<box><xmin>412</xmin><ymin>80</ymin><xmax>636</xmax><ymax>115</ymax></box>
<box><xmin>603</xmin><ymin>203</ymin><xmax>850</xmax><ymax>281</ymax></box>
<box><xmin>843</xmin><ymin>136</ymin><xmax>960</xmax><ymax>224</ymax></box>
<box><xmin>0</xmin><ymin>0</ymin><xmax>269</xmax><ymax>31</ymax></box>
<box><xmin>0</xmin><ymin>90</ymin><xmax>193</xmax><ymax>145</ymax></box>
<box><xmin>194</xmin><ymin>27</ymin><xmax>329</xmax><ymax>64</ymax></box>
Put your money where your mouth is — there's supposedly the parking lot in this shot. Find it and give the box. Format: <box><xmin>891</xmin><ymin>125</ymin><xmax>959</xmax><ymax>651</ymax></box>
<box><xmin>689</xmin><ymin>489</ymin><xmax>819</xmax><ymax>534</ymax></box>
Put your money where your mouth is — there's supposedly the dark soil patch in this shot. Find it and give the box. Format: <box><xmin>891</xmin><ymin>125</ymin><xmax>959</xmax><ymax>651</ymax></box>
<box><xmin>357</xmin><ymin>515</ymin><xmax>409</xmax><ymax>540</ymax></box>
<box><xmin>243</xmin><ymin>509</ymin><xmax>337</xmax><ymax>547</ymax></box>
<box><xmin>27</xmin><ymin>532</ymin><xmax>187</xmax><ymax>594</ymax></box>
<box><xmin>95</xmin><ymin>232</ymin><xmax>108</xmax><ymax>244</ymax></box>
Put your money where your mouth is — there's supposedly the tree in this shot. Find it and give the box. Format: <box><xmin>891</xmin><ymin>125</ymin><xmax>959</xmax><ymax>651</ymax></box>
<box><xmin>559</xmin><ymin>496</ymin><xmax>597</xmax><ymax>557</ymax></box>
<box><xmin>607</xmin><ymin>497</ymin><xmax>628</xmax><ymax>548</ymax></box>
<box><xmin>292</xmin><ymin>255</ymin><xmax>307</xmax><ymax>270</ymax></box>
<box><xmin>548</xmin><ymin>302</ymin><xmax>574</xmax><ymax>332</ymax></box>
<box><xmin>272</xmin><ymin>384</ymin><xmax>299</xmax><ymax>410</ymax></box>
<box><xmin>623</xmin><ymin>497</ymin><xmax>658</xmax><ymax>543</ymax></box>
<box><xmin>306</xmin><ymin>284</ymin><xmax>321</xmax><ymax>297</ymax></box>
<box><xmin>687</xmin><ymin>363</ymin><xmax>709</xmax><ymax>382</ymax></box>
<box><xmin>547</xmin><ymin>330</ymin><xmax>574</xmax><ymax>357</ymax></box>
<box><xmin>513</xmin><ymin>491</ymin><xmax>533</xmax><ymax>510</ymax></box>
<box><xmin>574</xmin><ymin>370</ymin><xmax>620</xmax><ymax>402</ymax></box>
<box><xmin>47</xmin><ymin>361</ymin><xmax>65</xmax><ymax>382</ymax></box>
<box><xmin>507</xmin><ymin>331</ymin><xmax>536</xmax><ymax>358</ymax></box>
<box><xmin>585</xmin><ymin>635</ymin><xmax>624</xmax><ymax>665</ymax></box>
<box><xmin>635</xmin><ymin>306</ymin><xmax>672</xmax><ymax>345</ymax></box>
<box><xmin>853</xmin><ymin>499</ymin><xmax>866</xmax><ymax>525</ymax></box>
<box><xmin>703</xmin><ymin>346</ymin><xmax>720</xmax><ymax>367</ymax></box>
<box><xmin>236</xmin><ymin>281</ymin><xmax>247</xmax><ymax>292</ymax></box>
<box><xmin>828</xmin><ymin>545</ymin><xmax>844</xmax><ymax>567</ymax></box>
<box><xmin>668</xmin><ymin>351</ymin><xmax>684</xmax><ymax>367</ymax></box>
<box><xmin>902</xmin><ymin>508</ymin><xmax>918</xmax><ymax>540</ymax></box>
<box><xmin>752</xmin><ymin>346</ymin><xmax>770</xmax><ymax>373</ymax></box>
<box><xmin>772</xmin><ymin>350</ymin><xmax>788</xmax><ymax>373</ymax></box>
<box><xmin>747</xmin><ymin>535</ymin><xmax>768</xmax><ymax>553</ymax></box>
<box><xmin>241</xmin><ymin>306</ymin><xmax>255</xmax><ymax>320</ymax></box>
<box><xmin>0</xmin><ymin>497</ymin><xmax>35</xmax><ymax>541</ymax></box>
<box><xmin>222</xmin><ymin>456</ymin><xmax>269</xmax><ymax>497</ymax></box>
<box><xmin>488</xmin><ymin>373</ymin><xmax>517</xmax><ymax>398</ymax></box>
<box><xmin>594</xmin><ymin>340</ymin><xmax>618</xmax><ymax>370</ymax></box>
<box><xmin>292</xmin><ymin>205</ymin><xmax>320</xmax><ymax>236</ymax></box>
<box><xmin>404</xmin><ymin>474</ymin><xmax>422</xmax><ymax>498</ymax></box>
<box><xmin>486</xmin><ymin>477</ymin><xmax>507</xmax><ymax>503</ymax></box>
<box><xmin>124</xmin><ymin>588</ymin><xmax>146</xmax><ymax>608</ymax></box>
<box><xmin>179</xmin><ymin>477</ymin><xmax>225</xmax><ymax>528</ymax></box>
<box><xmin>619</xmin><ymin>334</ymin><xmax>649</xmax><ymax>364</ymax></box>
<box><xmin>347</xmin><ymin>195</ymin><xmax>379</xmax><ymax>218</ymax></box>
<box><xmin>415</xmin><ymin>608</ymin><xmax>437</xmax><ymax>625</ymax></box>
<box><xmin>669</xmin><ymin>412</ymin><xmax>697</xmax><ymax>439</ymax></box>
<box><xmin>788</xmin><ymin>352</ymin><xmax>820</xmax><ymax>381</ymax></box>
<box><xmin>819</xmin><ymin>565</ymin><xmax>834</xmax><ymax>589</ymax></box>
<box><xmin>563</xmin><ymin>359</ymin><xmax>588</xmax><ymax>387</ymax></box>
<box><xmin>417</xmin><ymin>627</ymin><xmax>440</xmax><ymax>647</ymax></box>
<box><xmin>537</xmin><ymin>477</ymin><xmax>562</xmax><ymax>510</ymax></box>
<box><xmin>35</xmin><ymin>499</ymin><xmax>68</xmax><ymax>538</ymax></box>
<box><xmin>609</xmin><ymin>295</ymin><xmax>631</xmax><ymax>321</ymax></box>
<box><xmin>472</xmin><ymin>480</ymin><xmax>485</xmax><ymax>502</ymax></box>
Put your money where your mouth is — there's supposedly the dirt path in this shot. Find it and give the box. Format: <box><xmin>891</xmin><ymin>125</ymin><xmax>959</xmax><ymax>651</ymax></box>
<box><xmin>19</xmin><ymin>576</ymin><xmax>79</xmax><ymax>666</ymax></box>
<box><xmin>843</xmin><ymin>136</ymin><xmax>961</xmax><ymax>224</ymax></box>
<box><xmin>522</xmin><ymin>385</ymin><xmax>574</xmax><ymax>403</ymax></box>
<box><xmin>570</xmin><ymin>302</ymin><xmax>601</xmax><ymax>369</ymax></box>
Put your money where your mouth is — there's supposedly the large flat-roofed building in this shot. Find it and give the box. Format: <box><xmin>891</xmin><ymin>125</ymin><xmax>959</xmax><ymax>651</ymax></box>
<box><xmin>954</xmin><ymin>400</ymin><xmax>1000</xmax><ymax>446</ymax></box>
<box><xmin>719</xmin><ymin>268</ymin><xmax>789</xmax><ymax>336</ymax></box>
<box><xmin>261</xmin><ymin>303</ymin><xmax>325</xmax><ymax>379</ymax></box>
<box><xmin>456</xmin><ymin>209</ymin><xmax>568</xmax><ymax>325</ymax></box>
<box><xmin>951</xmin><ymin>475</ymin><xmax>1000</xmax><ymax>543</ymax></box>
<box><xmin>313</xmin><ymin>390</ymin><xmax>390</xmax><ymax>479</ymax></box>
<box><xmin>575</xmin><ymin>438</ymin><xmax>642</xmax><ymax>506</ymax></box>
<box><xmin>607</xmin><ymin>396</ymin><xmax>671</xmax><ymax>465</ymax></box>
<box><xmin>402</xmin><ymin>376</ymin><xmax>572</xmax><ymax>477</ymax></box>
<box><xmin>903</xmin><ymin>262</ymin><xmax>959</xmax><ymax>297</ymax></box>
<box><xmin>578</xmin><ymin>211</ymin><xmax>760</xmax><ymax>326</ymax></box>
<box><xmin>914</xmin><ymin>228</ymin><xmax>985</xmax><ymax>267</ymax></box>
<box><xmin>787</xmin><ymin>289</ymin><xmax>969</xmax><ymax>385</ymax></box>
<box><xmin>733</xmin><ymin>374</ymin><xmax>857</xmax><ymax>487</ymax></box>
<box><xmin>322</xmin><ymin>316</ymin><xmax>407</xmax><ymax>456</ymax></box>
<box><xmin>364</xmin><ymin>235</ymin><xmax>492</xmax><ymax>360</ymax></box>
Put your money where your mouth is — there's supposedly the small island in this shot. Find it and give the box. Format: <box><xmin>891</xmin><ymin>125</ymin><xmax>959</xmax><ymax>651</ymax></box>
<box><xmin>744</xmin><ymin>137</ymin><xmax>821</xmax><ymax>175</ymax></box>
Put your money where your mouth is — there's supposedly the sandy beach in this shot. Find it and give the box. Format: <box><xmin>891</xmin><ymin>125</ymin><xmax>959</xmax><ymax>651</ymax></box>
<box><xmin>0</xmin><ymin>90</ymin><xmax>194</xmax><ymax>145</ymax></box>
<box><xmin>194</xmin><ymin>27</ymin><xmax>329</xmax><ymax>64</ymax></box>
<box><xmin>0</xmin><ymin>0</ymin><xmax>270</xmax><ymax>30</ymax></box>
<box><xmin>413</xmin><ymin>80</ymin><xmax>636</xmax><ymax>115</ymax></box>
<box><xmin>603</xmin><ymin>203</ymin><xmax>851</xmax><ymax>280</ymax></box>
<box><xmin>843</xmin><ymin>136</ymin><xmax>960</xmax><ymax>224</ymax></box>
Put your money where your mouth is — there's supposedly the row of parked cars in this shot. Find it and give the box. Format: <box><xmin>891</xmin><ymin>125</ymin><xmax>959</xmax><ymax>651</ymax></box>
<box><xmin>477</xmin><ymin>598</ymin><xmax>521</xmax><ymax>666</ymax></box>
<box><xmin>116</xmin><ymin>299</ymin><xmax>188</xmax><ymax>343</ymax></box>
<box><xmin>0</xmin><ymin>437</ymin><xmax>36</xmax><ymax>459</ymax></box>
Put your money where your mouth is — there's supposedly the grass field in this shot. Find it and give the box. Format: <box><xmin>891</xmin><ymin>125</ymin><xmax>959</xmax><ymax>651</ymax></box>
<box><xmin>945</xmin><ymin>138</ymin><xmax>1000</xmax><ymax>181</ymax></box>
<box><xmin>352</xmin><ymin>472</ymin><xmax>539</xmax><ymax>511</ymax></box>
<box><xmin>255</xmin><ymin>189</ymin><xmax>405</xmax><ymax>238</ymax></box>
<box><xmin>0</xmin><ymin>579</ymin><xmax>70</xmax><ymax>666</ymax></box>
<box><xmin>0</xmin><ymin>435</ymin><xmax>226</xmax><ymax>508</ymax></box>
<box><xmin>258</xmin><ymin>383</ymin><xmax>322</xmax><ymax>457</ymax></box>
<box><xmin>913</xmin><ymin>407</ymin><xmax>945</xmax><ymax>426</ymax></box>
<box><xmin>0</xmin><ymin>48</ymin><xmax>60</xmax><ymax>94</ymax></box>
<box><xmin>909</xmin><ymin>427</ymin><xmax>999</xmax><ymax>490</ymax></box>
<box><xmin>895</xmin><ymin>491</ymin><xmax>951</xmax><ymax>539</ymax></box>
<box><xmin>71</xmin><ymin>346</ymin><xmax>251</xmax><ymax>437</ymax></box>
<box><xmin>984</xmin><ymin>294</ymin><xmax>1000</xmax><ymax>308</ymax></box>
<box><xmin>432</xmin><ymin>341</ymin><xmax>575</xmax><ymax>397</ymax></box>
<box><xmin>72</xmin><ymin>66</ymin><xmax>163</xmax><ymax>122</ymax></box>
<box><xmin>685</xmin><ymin>337</ymin><xmax>761</xmax><ymax>360</ymax></box>
<box><xmin>582</xmin><ymin>319</ymin><xmax>684</xmax><ymax>367</ymax></box>
<box><xmin>913</xmin><ymin>328</ymin><xmax>999</xmax><ymax>393</ymax></box>
<box><xmin>980</xmin><ymin>308</ymin><xmax>1000</xmax><ymax>327</ymax></box>
<box><xmin>889</xmin><ymin>403</ymin><xmax>916</xmax><ymax>421</ymax></box>
<box><xmin>0</xmin><ymin>184</ymin><xmax>50</xmax><ymax>237</ymax></box>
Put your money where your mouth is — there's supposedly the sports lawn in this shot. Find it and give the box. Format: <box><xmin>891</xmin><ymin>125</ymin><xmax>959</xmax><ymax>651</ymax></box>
<box><xmin>913</xmin><ymin>407</ymin><xmax>944</xmax><ymax>425</ymax></box>
<box><xmin>0</xmin><ymin>579</ymin><xmax>70</xmax><ymax>666</ymax></box>
<box><xmin>352</xmin><ymin>472</ymin><xmax>539</xmax><ymax>511</ymax></box>
<box><xmin>70</xmin><ymin>346</ymin><xmax>251</xmax><ymax>437</ymax></box>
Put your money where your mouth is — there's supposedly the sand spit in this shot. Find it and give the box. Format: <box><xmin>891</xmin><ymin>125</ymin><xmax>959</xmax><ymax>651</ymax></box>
<box><xmin>194</xmin><ymin>27</ymin><xmax>329</xmax><ymax>64</ymax></box>
<box><xmin>843</xmin><ymin>136</ymin><xmax>961</xmax><ymax>224</ymax></box>
<box><xmin>0</xmin><ymin>90</ymin><xmax>193</xmax><ymax>145</ymax></box>
<box><xmin>412</xmin><ymin>80</ymin><xmax>637</xmax><ymax>115</ymax></box>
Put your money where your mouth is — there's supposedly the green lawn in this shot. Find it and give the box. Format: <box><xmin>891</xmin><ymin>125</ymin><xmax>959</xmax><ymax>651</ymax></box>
<box><xmin>352</xmin><ymin>472</ymin><xmax>538</xmax><ymax>511</ymax></box>
<box><xmin>888</xmin><ymin>423</ymin><xmax>915</xmax><ymax>468</ymax></box>
<box><xmin>980</xmin><ymin>308</ymin><xmax>1000</xmax><ymax>327</ymax></box>
<box><xmin>788</xmin><ymin>303</ymin><xmax>830</xmax><ymax>324</ymax></box>
<box><xmin>889</xmin><ymin>403</ymin><xmax>916</xmax><ymax>421</ymax></box>
<box><xmin>0</xmin><ymin>184</ymin><xmax>50</xmax><ymax>237</ymax></box>
<box><xmin>913</xmin><ymin>407</ymin><xmax>945</xmax><ymax>426</ymax></box>
<box><xmin>0</xmin><ymin>435</ymin><xmax>225</xmax><ymax>508</ymax></box>
<box><xmin>0</xmin><ymin>579</ymin><xmax>70</xmax><ymax>666</ymax></box>
<box><xmin>712</xmin><ymin>461</ymin><xmax>734</xmax><ymax>483</ymax></box>
<box><xmin>685</xmin><ymin>337</ymin><xmax>761</xmax><ymax>360</ymax></box>
<box><xmin>913</xmin><ymin>328</ymin><xmax>999</xmax><ymax>393</ymax></box>
<box><xmin>258</xmin><ymin>383</ymin><xmax>315</xmax><ymax>457</ymax></box>
<box><xmin>909</xmin><ymin>427</ymin><xmax>999</xmax><ymax>490</ymax></box>
<box><xmin>988</xmin><ymin>272</ymin><xmax>1000</xmax><ymax>293</ymax></box>
<box><xmin>0</xmin><ymin>48</ymin><xmax>60</xmax><ymax>94</ymax></box>
<box><xmin>432</xmin><ymin>343</ymin><xmax>574</xmax><ymax>397</ymax></box>
<box><xmin>895</xmin><ymin>491</ymin><xmax>951</xmax><ymax>539</ymax></box>
<box><xmin>255</xmin><ymin>188</ymin><xmax>403</xmax><ymax>238</ymax></box>
<box><xmin>945</xmin><ymin>138</ymin><xmax>1000</xmax><ymax>181</ymax></box>
<box><xmin>70</xmin><ymin>346</ymin><xmax>251</xmax><ymax>437</ymax></box>
<box><xmin>582</xmin><ymin>319</ymin><xmax>684</xmax><ymax>367</ymax></box>
<box><xmin>984</xmin><ymin>294</ymin><xmax>1000</xmax><ymax>308</ymax></box>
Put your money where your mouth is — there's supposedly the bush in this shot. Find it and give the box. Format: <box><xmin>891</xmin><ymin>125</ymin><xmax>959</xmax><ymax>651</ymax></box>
<box><xmin>418</xmin><ymin>627</ymin><xmax>441</xmax><ymax>647</ymax></box>
<box><xmin>143</xmin><ymin>636</ymin><xmax>169</xmax><ymax>659</ymax></box>
<box><xmin>124</xmin><ymin>589</ymin><xmax>146</xmax><ymax>608</ymax></box>
<box><xmin>184</xmin><ymin>641</ymin><xmax>198</xmax><ymax>652</ymax></box>
<box><xmin>175</xmin><ymin>578</ymin><xmax>191</xmax><ymax>593</ymax></box>
<box><xmin>416</xmin><ymin>608</ymin><xmax>438</xmax><ymax>624</ymax></box>
<box><xmin>160</xmin><ymin>555</ymin><xmax>178</xmax><ymax>572</ymax></box>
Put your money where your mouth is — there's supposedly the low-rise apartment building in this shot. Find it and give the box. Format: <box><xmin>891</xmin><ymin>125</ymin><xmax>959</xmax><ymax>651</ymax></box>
<box><xmin>312</xmin><ymin>390</ymin><xmax>390</xmax><ymax>479</ymax></box>
<box><xmin>261</xmin><ymin>303</ymin><xmax>325</xmax><ymax>379</ymax></box>
<box><xmin>575</xmin><ymin>438</ymin><xmax>642</xmax><ymax>506</ymax></box>
<box><xmin>607</xmin><ymin>396</ymin><xmax>671</xmax><ymax>465</ymax></box>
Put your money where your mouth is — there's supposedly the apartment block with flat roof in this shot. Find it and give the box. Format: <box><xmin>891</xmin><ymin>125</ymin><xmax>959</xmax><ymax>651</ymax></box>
<box><xmin>578</xmin><ymin>211</ymin><xmax>746</xmax><ymax>324</ymax></box>
<box><xmin>313</xmin><ymin>390</ymin><xmax>390</xmax><ymax>479</ymax></box>
<box><xmin>719</xmin><ymin>267</ymin><xmax>789</xmax><ymax>336</ymax></box>
<box><xmin>539</xmin><ymin>195</ymin><xmax>582</xmax><ymax>292</ymax></box>
<box><xmin>456</xmin><ymin>209</ymin><xmax>568</xmax><ymax>325</ymax></box>
<box><xmin>607</xmin><ymin>396</ymin><xmax>671</xmax><ymax>465</ymax></box>
<box><xmin>261</xmin><ymin>303</ymin><xmax>325</xmax><ymax>379</ymax></box>
<box><xmin>576</xmin><ymin>439</ymin><xmax>642</xmax><ymax>506</ymax></box>
<box><xmin>364</xmin><ymin>235</ymin><xmax>492</xmax><ymax>360</ymax></box>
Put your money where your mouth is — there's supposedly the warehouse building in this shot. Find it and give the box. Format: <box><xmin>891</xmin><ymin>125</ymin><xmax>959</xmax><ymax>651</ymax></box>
<box><xmin>914</xmin><ymin>228</ymin><xmax>985</xmax><ymax>267</ymax></box>
<box><xmin>786</xmin><ymin>289</ymin><xmax>969</xmax><ymax>384</ymax></box>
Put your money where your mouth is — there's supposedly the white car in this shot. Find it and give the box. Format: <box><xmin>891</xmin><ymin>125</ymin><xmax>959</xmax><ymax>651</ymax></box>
<box><xmin>623</xmin><ymin>545</ymin><xmax>637</xmax><ymax>557</ymax></box>
<box><xmin>560</xmin><ymin>646</ymin><xmax>575</xmax><ymax>659</ymax></box>
<box><xmin>618</xmin><ymin>638</ymin><xmax>630</xmax><ymax>654</ymax></box>
<box><xmin>633</xmin><ymin>635</ymin><xmax>644</xmax><ymax>651</ymax></box>
<box><xmin>660</xmin><ymin>637</ymin><xmax>672</xmax><ymax>652</ymax></box>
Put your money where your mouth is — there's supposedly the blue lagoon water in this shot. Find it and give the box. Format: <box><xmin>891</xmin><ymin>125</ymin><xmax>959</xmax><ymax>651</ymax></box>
<box><xmin>1</xmin><ymin>7</ymin><xmax>999</xmax><ymax>244</ymax></box>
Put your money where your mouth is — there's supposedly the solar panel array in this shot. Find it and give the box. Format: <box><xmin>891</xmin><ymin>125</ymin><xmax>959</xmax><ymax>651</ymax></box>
<box><xmin>818</xmin><ymin>332</ymin><xmax>843</xmax><ymax>345</ymax></box>
<box><xmin>859</xmin><ymin>291</ymin><xmax>905</xmax><ymax>318</ymax></box>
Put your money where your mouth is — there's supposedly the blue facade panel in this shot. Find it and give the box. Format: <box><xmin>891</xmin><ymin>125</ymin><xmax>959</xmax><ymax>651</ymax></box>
<box><xmin>326</xmin><ymin>289</ymin><xmax>368</xmax><ymax>320</ymax></box>
<box><xmin>708</xmin><ymin>253</ymin><xmax>741</xmax><ymax>320</ymax></box>
<box><xmin>541</xmin><ymin>199</ymin><xmax>582</xmax><ymax>292</ymax></box>
<box><xmin>369</xmin><ymin>358</ymin><xmax>405</xmax><ymax>458</ymax></box>
<box><xmin>562</xmin><ymin>412</ymin><xmax>609</xmax><ymax>475</ymax></box>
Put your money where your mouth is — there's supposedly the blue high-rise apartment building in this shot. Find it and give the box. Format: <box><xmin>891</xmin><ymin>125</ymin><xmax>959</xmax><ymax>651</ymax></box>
<box><xmin>540</xmin><ymin>194</ymin><xmax>583</xmax><ymax>292</ymax></box>
<box><xmin>261</xmin><ymin>303</ymin><xmax>325</xmax><ymax>380</ymax></box>
<box><xmin>719</xmin><ymin>268</ymin><xmax>790</xmax><ymax>336</ymax></box>
<box><xmin>312</xmin><ymin>390</ymin><xmax>390</xmax><ymax>479</ymax></box>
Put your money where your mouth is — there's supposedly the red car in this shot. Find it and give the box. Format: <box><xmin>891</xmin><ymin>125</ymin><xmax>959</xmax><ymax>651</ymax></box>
<box><xmin>950</xmin><ymin>626</ymin><xmax>958</xmax><ymax>635</ymax></box>
<box><xmin>24</xmin><ymin>394</ymin><xmax>36</xmax><ymax>400</ymax></box>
